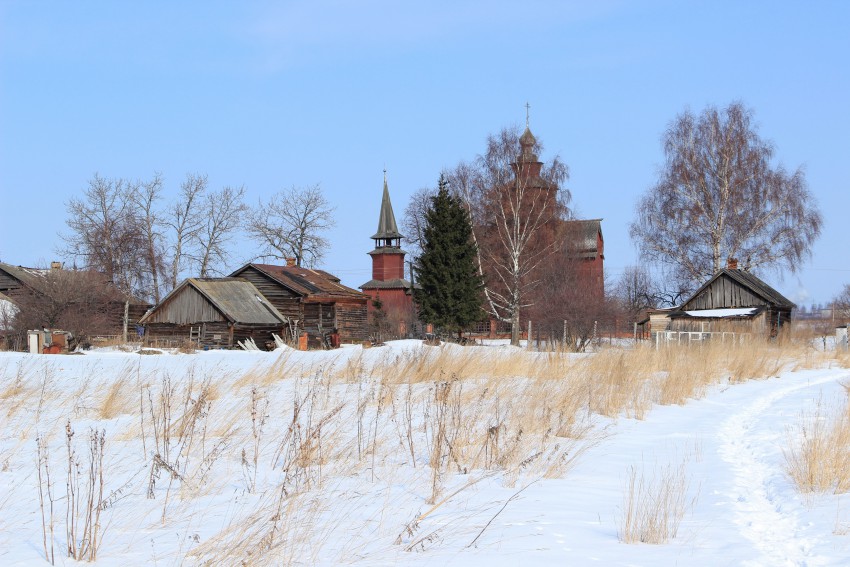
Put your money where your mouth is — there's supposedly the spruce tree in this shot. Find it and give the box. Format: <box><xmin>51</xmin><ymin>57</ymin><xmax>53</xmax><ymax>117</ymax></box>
<box><xmin>414</xmin><ymin>175</ymin><xmax>484</xmax><ymax>340</ymax></box>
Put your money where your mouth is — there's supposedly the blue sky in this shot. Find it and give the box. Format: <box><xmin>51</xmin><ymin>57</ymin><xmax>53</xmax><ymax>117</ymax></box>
<box><xmin>1</xmin><ymin>1</ymin><xmax>848</xmax><ymax>306</ymax></box>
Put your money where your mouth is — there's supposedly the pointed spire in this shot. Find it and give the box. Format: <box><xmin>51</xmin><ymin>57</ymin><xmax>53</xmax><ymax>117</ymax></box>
<box><xmin>371</xmin><ymin>170</ymin><xmax>404</xmax><ymax>242</ymax></box>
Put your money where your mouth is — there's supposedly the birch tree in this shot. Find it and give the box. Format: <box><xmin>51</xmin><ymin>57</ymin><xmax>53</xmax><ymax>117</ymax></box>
<box><xmin>445</xmin><ymin>127</ymin><xmax>570</xmax><ymax>345</ymax></box>
<box><xmin>130</xmin><ymin>174</ymin><xmax>167</xmax><ymax>302</ymax></box>
<box><xmin>165</xmin><ymin>173</ymin><xmax>207</xmax><ymax>290</ymax></box>
<box><xmin>630</xmin><ymin>102</ymin><xmax>822</xmax><ymax>290</ymax></box>
<box><xmin>191</xmin><ymin>185</ymin><xmax>246</xmax><ymax>277</ymax></box>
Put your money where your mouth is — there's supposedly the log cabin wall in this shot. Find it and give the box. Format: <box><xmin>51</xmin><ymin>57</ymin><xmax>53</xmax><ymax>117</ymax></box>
<box><xmin>302</xmin><ymin>303</ymin><xmax>333</xmax><ymax>347</ymax></box>
<box><xmin>232</xmin><ymin>266</ymin><xmax>302</xmax><ymax>320</ymax></box>
<box><xmin>144</xmin><ymin>321</ymin><xmax>232</xmax><ymax>348</ymax></box>
<box><xmin>336</xmin><ymin>302</ymin><xmax>368</xmax><ymax>342</ymax></box>
<box><xmin>144</xmin><ymin>321</ymin><xmax>285</xmax><ymax>350</ymax></box>
<box><xmin>231</xmin><ymin>324</ymin><xmax>287</xmax><ymax>350</ymax></box>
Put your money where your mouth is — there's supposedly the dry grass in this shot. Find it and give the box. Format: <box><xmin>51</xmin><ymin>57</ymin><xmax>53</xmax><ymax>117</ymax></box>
<box><xmin>618</xmin><ymin>458</ymin><xmax>693</xmax><ymax>544</ymax></box>
<box><xmin>784</xmin><ymin>392</ymin><xmax>850</xmax><ymax>494</ymax></box>
<box><xmin>5</xmin><ymin>335</ymin><xmax>842</xmax><ymax>563</ymax></box>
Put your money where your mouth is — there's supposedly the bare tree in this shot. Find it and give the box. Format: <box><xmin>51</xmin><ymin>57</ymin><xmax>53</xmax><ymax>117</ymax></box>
<box><xmin>401</xmin><ymin>186</ymin><xmax>437</xmax><ymax>262</ymax></box>
<box><xmin>130</xmin><ymin>174</ymin><xmax>167</xmax><ymax>302</ymax></box>
<box><xmin>64</xmin><ymin>174</ymin><xmax>146</xmax><ymax>297</ymax></box>
<box><xmin>527</xmin><ymin>251</ymin><xmax>615</xmax><ymax>352</ymax></box>
<box><xmin>630</xmin><ymin>102</ymin><xmax>822</xmax><ymax>289</ymax></box>
<box><xmin>245</xmin><ymin>184</ymin><xmax>335</xmax><ymax>267</ymax></box>
<box><xmin>10</xmin><ymin>268</ymin><xmax>126</xmax><ymax>349</ymax></box>
<box><xmin>834</xmin><ymin>284</ymin><xmax>850</xmax><ymax>322</ymax></box>
<box><xmin>164</xmin><ymin>173</ymin><xmax>207</xmax><ymax>290</ymax></box>
<box><xmin>191</xmin><ymin>185</ymin><xmax>246</xmax><ymax>277</ymax></box>
<box><xmin>446</xmin><ymin>126</ymin><xmax>570</xmax><ymax>345</ymax></box>
<box><xmin>615</xmin><ymin>265</ymin><xmax>656</xmax><ymax>320</ymax></box>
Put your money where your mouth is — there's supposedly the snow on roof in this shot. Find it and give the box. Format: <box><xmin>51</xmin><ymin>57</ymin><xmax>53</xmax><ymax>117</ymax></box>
<box><xmin>683</xmin><ymin>307</ymin><xmax>759</xmax><ymax>318</ymax></box>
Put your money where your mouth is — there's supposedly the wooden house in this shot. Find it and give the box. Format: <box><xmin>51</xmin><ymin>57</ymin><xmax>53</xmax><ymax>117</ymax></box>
<box><xmin>229</xmin><ymin>262</ymin><xmax>368</xmax><ymax>346</ymax></box>
<box><xmin>0</xmin><ymin>261</ymin><xmax>150</xmax><ymax>336</ymax></box>
<box><xmin>663</xmin><ymin>261</ymin><xmax>795</xmax><ymax>339</ymax></box>
<box><xmin>139</xmin><ymin>278</ymin><xmax>288</xmax><ymax>349</ymax></box>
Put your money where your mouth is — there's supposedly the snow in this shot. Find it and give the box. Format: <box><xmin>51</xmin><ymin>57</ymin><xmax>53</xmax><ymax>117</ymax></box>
<box><xmin>683</xmin><ymin>307</ymin><xmax>759</xmax><ymax>318</ymax></box>
<box><xmin>1</xmin><ymin>342</ymin><xmax>850</xmax><ymax>565</ymax></box>
<box><xmin>0</xmin><ymin>297</ymin><xmax>17</xmax><ymax>329</ymax></box>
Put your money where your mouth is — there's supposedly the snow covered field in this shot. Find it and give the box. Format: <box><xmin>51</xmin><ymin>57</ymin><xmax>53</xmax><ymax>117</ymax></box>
<box><xmin>1</xmin><ymin>340</ymin><xmax>849</xmax><ymax>566</ymax></box>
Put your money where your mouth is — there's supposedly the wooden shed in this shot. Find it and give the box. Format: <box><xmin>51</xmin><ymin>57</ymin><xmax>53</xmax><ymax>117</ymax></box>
<box><xmin>139</xmin><ymin>278</ymin><xmax>287</xmax><ymax>349</ymax></box>
<box><xmin>229</xmin><ymin>263</ymin><xmax>368</xmax><ymax>346</ymax></box>
<box><xmin>666</xmin><ymin>265</ymin><xmax>795</xmax><ymax>339</ymax></box>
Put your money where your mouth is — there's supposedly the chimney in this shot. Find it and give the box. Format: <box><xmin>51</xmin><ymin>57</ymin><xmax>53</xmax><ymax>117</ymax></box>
<box><xmin>285</xmin><ymin>257</ymin><xmax>296</xmax><ymax>267</ymax></box>
<box><xmin>50</xmin><ymin>261</ymin><xmax>63</xmax><ymax>270</ymax></box>
<box><xmin>727</xmin><ymin>258</ymin><xmax>738</xmax><ymax>270</ymax></box>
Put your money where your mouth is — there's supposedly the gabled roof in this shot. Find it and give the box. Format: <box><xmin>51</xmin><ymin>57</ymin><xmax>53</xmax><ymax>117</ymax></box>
<box><xmin>0</xmin><ymin>262</ymin><xmax>49</xmax><ymax>292</ymax></box>
<box><xmin>681</xmin><ymin>268</ymin><xmax>795</xmax><ymax>311</ymax></box>
<box><xmin>0</xmin><ymin>261</ymin><xmax>147</xmax><ymax>305</ymax></box>
<box><xmin>230</xmin><ymin>263</ymin><xmax>366</xmax><ymax>302</ymax></box>
<box><xmin>563</xmin><ymin>219</ymin><xmax>603</xmax><ymax>258</ymax></box>
<box><xmin>140</xmin><ymin>278</ymin><xmax>286</xmax><ymax>325</ymax></box>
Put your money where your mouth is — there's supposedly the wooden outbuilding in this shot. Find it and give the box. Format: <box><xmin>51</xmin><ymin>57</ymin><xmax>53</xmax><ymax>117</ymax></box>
<box><xmin>229</xmin><ymin>262</ymin><xmax>368</xmax><ymax>346</ymax></box>
<box><xmin>659</xmin><ymin>262</ymin><xmax>795</xmax><ymax>340</ymax></box>
<box><xmin>139</xmin><ymin>278</ymin><xmax>288</xmax><ymax>349</ymax></box>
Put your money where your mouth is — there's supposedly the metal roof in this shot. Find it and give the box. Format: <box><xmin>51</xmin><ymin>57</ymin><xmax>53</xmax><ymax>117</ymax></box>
<box><xmin>140</xmin><ymin>278</ymin><xmax>286</xmax><ymax>325</ymax></box>
<box><xmin>563</xmin><ymin>219</ymin><xmax>603</xmax><ymax>258</ymax></box>
<box><xmin>371</xmin><ymin>175</ymin><xmax>404</xmax><ymax>240</ymax></box>
<box><xmin>359</xmin><ymin>278</ymin><xmax>412</xmax><ymax>290</ymax></box>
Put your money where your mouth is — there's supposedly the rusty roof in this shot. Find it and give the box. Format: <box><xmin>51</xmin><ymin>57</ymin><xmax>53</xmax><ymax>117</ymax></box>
<box><xmin>231</xmin><ymin>263</ymin><xmax>366</xmax><ymax>302</ymax></box>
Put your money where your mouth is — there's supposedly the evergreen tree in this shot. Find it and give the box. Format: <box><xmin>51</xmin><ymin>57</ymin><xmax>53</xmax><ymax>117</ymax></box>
<box><xmin>414</xmin><ymin>176</ymin><xmax>484</xmax><ymax>339</ymax></box>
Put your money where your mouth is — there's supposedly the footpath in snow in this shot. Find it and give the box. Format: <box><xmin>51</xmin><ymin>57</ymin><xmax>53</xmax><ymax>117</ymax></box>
<box><xmin>0</xmin><ymin>345</ymin><xmax>849</xmax><ymax>566</ymax></box>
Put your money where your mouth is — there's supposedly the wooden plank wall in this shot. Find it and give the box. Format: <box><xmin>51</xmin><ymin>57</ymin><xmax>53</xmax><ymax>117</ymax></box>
<box><xmin>145</xmin><ymin>286</ymin><xmax>226</xmax><ymax>324</ymax></box>
<box><xmin>684</xmin><ymin>275</ymin><xmax>763</xmax><ymax>310</ymax></box>
<box><xmin>670</xmin><ymin>312</ymin><xmax>766</xmax><ymax>334</ymax></box>
<box><xmin>0</xmin><ymin>270</ymin><xmax>22</xmax><ymax>293</ymax></box>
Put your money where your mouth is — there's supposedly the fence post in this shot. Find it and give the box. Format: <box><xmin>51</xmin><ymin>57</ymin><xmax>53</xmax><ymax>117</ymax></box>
<box><xmin>123</xmin><ymin>300</ymin><xmax>129</xmax><ymax>344</ymax></box>
<box><xmin>527</xmin><ymin>320</ymin><xmax>532</xmax><ymax>350</ymax></box>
